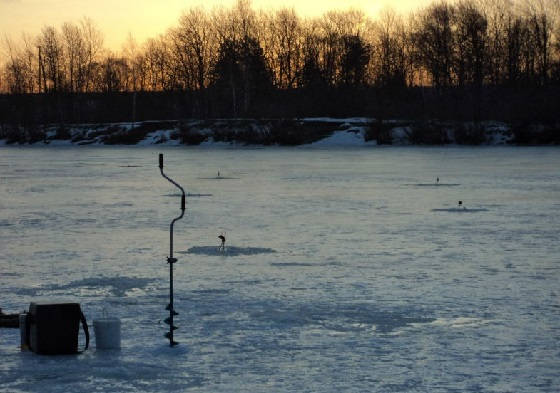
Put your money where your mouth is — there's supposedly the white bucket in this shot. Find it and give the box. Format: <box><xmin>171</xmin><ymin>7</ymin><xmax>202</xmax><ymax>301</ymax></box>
<box><xmin>93</xmin><ymin>318</ymin><xmax>121</xmax><ymax>350</ymax></box>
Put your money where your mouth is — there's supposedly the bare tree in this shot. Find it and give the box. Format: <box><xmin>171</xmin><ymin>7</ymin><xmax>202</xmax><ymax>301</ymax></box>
<box><xmin>298</xmin><ymin>19</ymin><xmax>324</xmax><ymax>88</ymax></box>
<box><xmin>2</xmin><ymin>36</ymin><xmax>27</xmax><ymax>93</ymax></box>
<box><xmin>552</xmin><ymin>0</ymin><xmax>560</xmax><ymax>82</ymax></box>
<box><xmin>80</xmin><ymin>17</ymin><xmax>104</xmax><ymax>92</ymax></box>
<box><xmin>454</xmin><ymin>1</ymin><xmax>488</xmax><ymax>87</ymax></box>
<box><xmin>371</xmin><ymin>9</ymin><xmax>411</xmax><ymax>88</ymax></box>
<box><xmin>212</xmin><ymin>0</ymin><xmax>257</xmax><ymax>44</ymax></box>
<box><xmin>262</xmin><ymin>8</ymin><xmax>303</xmax><ymax>88</ymax></box>
<box><xmin>122</xmin><ymin>33</ymin><xmax>139</xmax><ymax>91</ymax></box>
<box><xmin>92</xmin><ymin>52</ymin><xmax>129</xmax><ymax>93</ymax></box>
<box><xmin>38</xmin><ymin>26</ymin><xmax>64</xmax><ymax>92</ymax></box>
<box><xmin>505</xmin><ymin>14</ymin><xmax>524</xmax><ymax>85</ymax></box>
<box><xmin>143</xmin><ymin>35</ymin><xmax>174</xmax><ymax>91</ymax></box>
<box><xmin>412</xmin><ymin>1</ymin><xmax>456</xmax><ymax>88</ymax></box>
<box><xmin>170</xmin><ymin>7</ymin><xmax>216</xmax><ymax>90</ymax></box>
<box><xmin>310</xmin><ymin>9</ymin><xmax>366</xmax><ymax>86</ymax></box>
<box><xmin>523</xmin><ymin>0</ymin><xmax>555</xmax><ymax>85</ymax></box>
<box><xmin>62</xmin><ymin>22</ymin><xmax>87</xmax><ymax>92</ymax></box>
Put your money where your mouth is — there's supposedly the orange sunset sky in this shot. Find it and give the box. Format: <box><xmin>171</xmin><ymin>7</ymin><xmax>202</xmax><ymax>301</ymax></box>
<box><xmin>1</xmin><ymin>0</ymin><xmax>434</xmax><ymax>50</ymax></box>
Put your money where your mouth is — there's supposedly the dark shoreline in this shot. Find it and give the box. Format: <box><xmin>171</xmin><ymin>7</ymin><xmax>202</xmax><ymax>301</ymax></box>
<box><xmin>1</xmin><ymin>118</ymin><xmax>559</xmax><ymax>146</ymax></box>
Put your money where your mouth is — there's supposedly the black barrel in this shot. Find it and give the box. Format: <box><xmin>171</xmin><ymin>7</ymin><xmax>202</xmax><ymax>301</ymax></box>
<box><xmin>28</xmin><ymin>303</ymin><xmax>89</xmax><ymax>355</ymax></box>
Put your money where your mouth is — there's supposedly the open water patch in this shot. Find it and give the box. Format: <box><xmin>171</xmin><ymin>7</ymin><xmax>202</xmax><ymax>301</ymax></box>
<box><xmin>183</xmin><ymin>246</ymin><xmax>276</xmax><ymax>256</ymax></box>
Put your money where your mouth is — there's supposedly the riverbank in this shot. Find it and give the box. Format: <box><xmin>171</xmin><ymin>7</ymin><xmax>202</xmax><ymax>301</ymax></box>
<box><xmin>1</xmin><ymin>118</ymin><xmax>559</xmax><ymax>146</ymax></box>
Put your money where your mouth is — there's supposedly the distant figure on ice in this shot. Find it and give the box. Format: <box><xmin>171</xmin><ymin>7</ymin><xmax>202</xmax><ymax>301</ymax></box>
<box><xmin>436</xmin><ymin>177</ymin><xmax>439</xmax><ymax>184</ymax></box>
<box><xmin>458</xmin><ymin>200</ymin><xmax>465</xmax><ymax>209</ymax></box>
<box><xmin>217</xmin><ymin>171</ymin><xmax>220</xmax><ymax>178</ymax></box>
<box><xmin>218</xmin><ymin>233</ymin><xmax>226</xmax><ymax>252</ymax></box>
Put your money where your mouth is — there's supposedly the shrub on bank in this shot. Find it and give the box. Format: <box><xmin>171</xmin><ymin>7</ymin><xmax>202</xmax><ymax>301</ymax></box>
<box><xmin>454</xmin><ymin>123</ymin><xmax>486</xmax><ymax>145</ymax></box>
<box><xmin>512</xmin><ymin>123</ymin><xmax>560</xmax><ymax>145</ymax></box>
<box><xmin>365</xmin><ymin>120</ymin><xmax>393</xmax><ymax>144</ymax></box>
<box><xmin>178</xmin><ymin>122</ymin><xmax>207</xmax><ymax>145</ymax></box>
<box><xmin>409</xmin><ymin>121</ymin><xmax>449</xmax><ymax>145</ymax></box>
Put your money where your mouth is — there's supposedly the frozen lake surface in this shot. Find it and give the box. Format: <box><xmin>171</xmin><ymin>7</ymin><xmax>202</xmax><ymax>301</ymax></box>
<box><xmin>1</xmin><ymin>146</ymin><xmax>559</xmax><ymax>392</ymax></box>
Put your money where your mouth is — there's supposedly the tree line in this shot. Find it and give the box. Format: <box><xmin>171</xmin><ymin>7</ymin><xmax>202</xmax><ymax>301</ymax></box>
<box><xmin>1</xmin><ymin>0</ymin><xmax>559</xmax><ymax>121</ymax></box>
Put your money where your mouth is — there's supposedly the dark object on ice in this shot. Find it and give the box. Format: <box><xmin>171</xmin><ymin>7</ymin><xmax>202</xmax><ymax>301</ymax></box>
<box><xmin>25</xmin><ymin>303</ymin><xmax>89</xmax><ymax>355</ymax></box>
<box><xmin>159</xmin><ymin>153</ymin><xmax>184</xmax><ymax>347</ymax></box>
<box><xmin>0</xmin><ymin>308</ymin><xmax>19</xmax><ymax>328</ymax></box>
<box><xmin>458</xmin><ymin>200</ymin><xmax>463</xmax><ymax>208</ymax></box>
<box><xmin>218</xmin><ymin>233</ymin><xmax>226</xmax><ymax>252</ymax></box>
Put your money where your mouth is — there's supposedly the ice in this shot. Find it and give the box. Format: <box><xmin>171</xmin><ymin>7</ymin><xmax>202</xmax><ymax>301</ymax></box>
<box><xmin>409</xmin><ymin>183</ymin><xmax>461</xmax><ymax>187</ymax></box>
<box><xmin>426</xmin><ymin>317</ymin><xmax>493</xmax><ymax>328</ymax></box>
<box><xmin>184</xmin><ymin>246</ymin><xmax>276</xmax><ymax>256</ymax></box>
<box><xmin>50</xmin><ymin>276</ymin><xmax>155</xmax><ymax>297</ymax></box>
<box><xmin>197</xmin><ymin>176</ymin><xmax>240</xmax><ymax>180</ymax></box>
<box><xmin>431</xmin><ymin>207</ymin><xmax>489</xmax><ymax>212</ymax></box>
<box><xmin>1</xmin><ymin>146</ymin><xmax>560</xmax><ymax>392</ymax></box>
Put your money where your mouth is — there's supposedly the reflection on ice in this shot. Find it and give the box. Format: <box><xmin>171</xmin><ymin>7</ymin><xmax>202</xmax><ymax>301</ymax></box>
<box><xmin>250</xmin><ymin>302</ymin><xmax>435</xmax><ymax>334</ymax></box>
<box><xmin>51</xmin><ymin>276</ymin><xmax>155</xmax><ymax>297</ymax></box>
<box><xmin>422</xmin><ymin>317</ymin><xmax>493</xmax><ymax>329</ymax></box>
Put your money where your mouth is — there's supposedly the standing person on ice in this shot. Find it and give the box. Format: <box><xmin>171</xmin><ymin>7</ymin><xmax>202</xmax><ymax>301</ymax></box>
<box><xmin>218</xmin><ymin>233</ymin><xmax>226</xmax><ymax>252</ymax></box>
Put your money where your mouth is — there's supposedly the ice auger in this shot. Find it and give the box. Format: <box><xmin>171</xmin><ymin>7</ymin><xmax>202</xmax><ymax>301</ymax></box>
<box><xmin>159</xmin><ymin>153</ymin><xmax>185</xmax><ymax>347</ymax></box>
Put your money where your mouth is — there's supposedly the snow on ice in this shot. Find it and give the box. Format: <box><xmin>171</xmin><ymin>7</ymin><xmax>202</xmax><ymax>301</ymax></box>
<box><xmin>1</xmin><ymin>146</ymin><xmax>559</xmax><ymax>392</ymax></box>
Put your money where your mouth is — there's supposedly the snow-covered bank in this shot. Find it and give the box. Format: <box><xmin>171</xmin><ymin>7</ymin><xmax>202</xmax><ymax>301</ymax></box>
<box><xmin>0</xmin><ymin>118</ymin><xmax>558</xmax><ymax>146</ymax></box>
